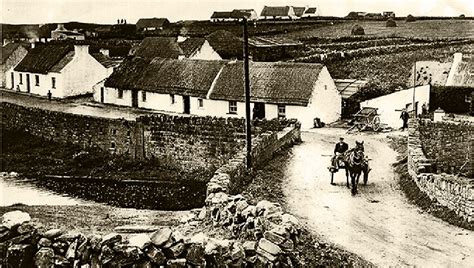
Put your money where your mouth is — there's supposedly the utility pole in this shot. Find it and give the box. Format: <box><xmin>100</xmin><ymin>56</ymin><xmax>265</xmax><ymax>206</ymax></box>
<box><xmin>242</xmin><ymin>17</ymin><xmax>252</xmax><ymax>170</ymax></box>
<box><xmin>412</xmin><ymin>61</ymin><xmax>417</xmax><ymax>118</ymax></box>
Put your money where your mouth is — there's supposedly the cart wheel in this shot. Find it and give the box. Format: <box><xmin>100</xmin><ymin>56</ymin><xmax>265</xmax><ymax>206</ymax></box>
<box><xmin>372</xmin><ymin>116</ymin><xmax>381</xmax><ymax>132</ymax></box>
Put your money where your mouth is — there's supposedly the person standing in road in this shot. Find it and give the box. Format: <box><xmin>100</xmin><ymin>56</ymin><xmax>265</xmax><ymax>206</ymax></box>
<box><xmin>400</xmin><ymin>108</ymin><xmax>409</xmax><ymax>130</ymax></box>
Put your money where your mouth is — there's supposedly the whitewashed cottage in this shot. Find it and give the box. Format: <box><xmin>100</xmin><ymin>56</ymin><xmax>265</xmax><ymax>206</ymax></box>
<box><xmin>94</xmin><ymin>58</ymin><xmax>341</xmax><ymax>129</ymax></box>
<box><xmin>11</xmin><ymin>43</ymin><xmax>113</xmax><ymax>98</ymax></box>
<box><xmin>1</xmin><ymin>43</ymin><xmax>28</xmax><ymax>88</ymax></box>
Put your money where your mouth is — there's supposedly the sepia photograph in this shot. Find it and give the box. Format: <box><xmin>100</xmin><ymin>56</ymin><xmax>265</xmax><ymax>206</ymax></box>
<box><xmin>0</xmin><ymin>0</ymin><xmax>473</xmax><ymax>267</ymax></box>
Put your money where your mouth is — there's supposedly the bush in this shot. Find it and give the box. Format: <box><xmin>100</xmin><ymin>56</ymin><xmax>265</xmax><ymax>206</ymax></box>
<box><xmin>386</xmin><ymin>18</ymin><xmax>397</xmax><ymax>27</ymax></box>
<box><xmin>351</xmin><ymin>25</ymin><xmax>365</xmax><ymax>35</ymax></box>
<box><xmin>406</xmin><ymin>14</ymin><xmax>417</xmax><ymax>22</ymax></box>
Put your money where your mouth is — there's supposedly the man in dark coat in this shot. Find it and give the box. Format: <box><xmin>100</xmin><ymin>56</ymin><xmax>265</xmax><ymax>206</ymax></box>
<box><xmin>331</xmin><ymin>137</ymin><xmax>349</xmax><ymax>170</ymax></box>
<box><xmin>400</xmin><ymin>108</ymin><xmax>409</xmax><ymax>130</ymax></box>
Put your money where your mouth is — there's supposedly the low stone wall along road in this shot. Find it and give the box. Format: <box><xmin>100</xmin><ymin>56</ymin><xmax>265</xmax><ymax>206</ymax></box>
<box><xmin>283</xmin><ymin>128</ymin><xmax>473</xmax><ymax>267</ymax></box>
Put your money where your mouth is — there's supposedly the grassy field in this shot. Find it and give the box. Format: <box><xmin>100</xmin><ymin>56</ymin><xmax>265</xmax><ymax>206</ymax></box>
<box><xmin>278</xmin><ymin>19</ymin><xmax>474</xmax><ymax>39</ymax></box>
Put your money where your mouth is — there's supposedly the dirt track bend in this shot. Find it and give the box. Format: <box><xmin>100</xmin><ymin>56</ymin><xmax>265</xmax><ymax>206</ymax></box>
<box><xmin>283</xmin><ymin>128</ymin><xmax>473</xmax><ymax>267</ymax></box>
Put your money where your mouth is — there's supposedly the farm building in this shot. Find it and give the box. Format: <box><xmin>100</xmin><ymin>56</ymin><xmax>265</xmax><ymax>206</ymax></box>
<box><xmin>292</xmin><ymin>7</ymin><xmax>306</xmax><ymax>17</ymax></box>
<box><xmin>94</xmin><ymin>58</ymin><xmax>341</xmax><ymax>128</ymax></box>
<box><xmin>1</xmin><ymin>43</ymin><xmax>28</xmax><ymax>88</ymax></box>
<box><xmin>383</xmin><ymin>11</ymin><xmax>396</xmax><ymax>17</ymax></box>
<box><xmin>10</xmin><ymin>43</ymin><xmax>112</xmax><ymax>98</ymax></box>
<box><xmin>247</xmin><ymin>36</ymin><xmax>303</xmax><ymax>61</ymax></box>
<box><xmin>51</xmin><ymin>24</ymin><xmax>85</xmax><ymax>41</ymax></box>
<box><xmin>130</xmin><ymin>37</ymin><xmax>185</xmax><ymax>59</ymax></box>
<box><xmin>360</xmin><ymin>85</ymin><xmax>430</xmax><ymax>129</ymax></box>
<box><xmin>210</xmin><ymin>9</ymin><xmax>258</xmax><ymax>21</ymax></box>
<box><xmin>302</xmin><ymin>8</ymin><xmax>318</xmax><ymax>18</ymax></box>
<box><xmin>260</xmin><ymin>6</ymin><xmax>297</xmax><ymax>20</ymax></box>
<box><xmin>446</xmin><ymin>53</ymin><xmax>473</xmax><ymax>87</ymax></box>
<box><xmin>334</xmin><ymin>79</ymin><xmax>368</xmax><ymax>117</ymax></box>
<box><xmin>136</xmin><ymin>18</ymin><xmax>169</xmax><ymax>32</ymax></box>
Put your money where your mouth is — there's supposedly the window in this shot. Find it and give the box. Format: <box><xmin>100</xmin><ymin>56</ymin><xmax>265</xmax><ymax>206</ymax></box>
<box><xmin>324</xmin><ymin>85</ymin><xmax>328</xmax><ymax>90</ymax></box>
<box><xmin>118</xmin><ymin>89</ymin><xmax>123</xmax><ymax>99</ymax></box>
<box><xmin>198</xmin><ymin>98</ymin><xmax>204</xmax><ymax>108</ymax></box>
<box><xmin>19</xmin><ymin>73</ymin><xmax>23</xmax><ymax>84</ymax></box>
<box><xmin>51</xmin><ymin>77</ymin><xmax>56</xmax><ymax>89</ymax></box>
<box><xmin>170</xmin><ymin>94</ymin><xmax>175</xmax><ymax>104</ymax></box>
<box><xmin>110</xmin><ymin>142</ymin><xmax>116</xmax><ymax>149</ymax></box>
<box><xmin>278</xmin><ymin>104</ymin><xmax>286</xmax><ymax>119</ymax></box>
<box><xmin>229</xmin><ymin>101</ymin><xmax>237</xmax><ymax>114</ymax></box>
<box><xmin>35</xmin><ymin>75</ymin><xmax>39</xmax><ymax>86</ymax></box>
<box><xmin>111</xmin><ymin>129</ymin><xmax>117</xmax><ymax>136</ymax></box>
<box><xmin>142</xmin><ymin>91</ymin><xmax>147</xmax><ymax>102</ymax></box>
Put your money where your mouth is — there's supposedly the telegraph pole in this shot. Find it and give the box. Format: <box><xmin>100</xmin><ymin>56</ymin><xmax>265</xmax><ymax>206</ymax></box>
<box><xmin>242</xmin><ymin>17</ymin><xmax>252</xmax><ymax>170</ymax></box>
<box><xmin>412</xmin><ymin>61</ymin><xmax>417</xmax><ymax>118</ymax></box>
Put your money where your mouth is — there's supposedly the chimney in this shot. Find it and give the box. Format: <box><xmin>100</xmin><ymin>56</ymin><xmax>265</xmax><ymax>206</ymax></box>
<box><xmin>74</xmin><ymin>44</ymin><xmax>89</xmax><ymax>58</ymax></box>
<box><xmin>56</xmin><ymin>24</ymin><xmax>66</xmax><ymax>31</ymax></box>
<box><xmin>100</xmin><ymin>48</ymin><xmax>110</xmax><ymax>57</ymax></box>
<box><xmin>31</xmin><ymin>42</ymin><xmax>35</xmax><ymax>49</ymax></box>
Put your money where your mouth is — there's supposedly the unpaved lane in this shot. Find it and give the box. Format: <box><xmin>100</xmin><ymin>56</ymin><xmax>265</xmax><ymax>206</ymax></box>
<box><xmin>284</xmin><ymin>128</ymin><xmax>473</xmax><ymax>267</ymax></box>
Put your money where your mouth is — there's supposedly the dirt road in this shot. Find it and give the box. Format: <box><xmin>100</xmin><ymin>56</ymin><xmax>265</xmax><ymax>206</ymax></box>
<box><xmin>283</xmin><ymin>128</ymin><xmax>473</xmax><ymax>267</ymax></box>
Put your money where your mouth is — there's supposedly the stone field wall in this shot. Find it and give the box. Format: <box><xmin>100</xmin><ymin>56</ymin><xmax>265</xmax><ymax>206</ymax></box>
<box><xmin>408</xmin><ymin>119</ymin><xmax>474</xmax><ymax>223</ymax></box>
<box><xmin>1</xmin><ymin>102</ymin><xmax>295</xmax><ymax>170</ymax></box>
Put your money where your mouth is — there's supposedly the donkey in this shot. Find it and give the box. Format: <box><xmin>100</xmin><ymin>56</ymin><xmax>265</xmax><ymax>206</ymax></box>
<box><xmin>345</xmin><ymin>141</ymin><xmax>367</xmax><ymax>195</ymax></box>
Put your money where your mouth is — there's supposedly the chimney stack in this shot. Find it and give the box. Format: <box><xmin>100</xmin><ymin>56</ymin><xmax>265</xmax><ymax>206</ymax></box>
<box><xmin>74</xmin><ymin>44</ymin><xmax>89</xmax><ymax>58</ymax></box>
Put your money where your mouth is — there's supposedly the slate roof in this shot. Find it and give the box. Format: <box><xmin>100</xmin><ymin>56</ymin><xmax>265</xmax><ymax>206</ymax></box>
<box><xmin>1</xmin><ymin>43</ymin><xmax>23</xmax><ymax>64</ymax></box>
<box><xmin>260</xmin><ymin>6</ymin><xmax>294</xmax><ymax>17</ymax></box>
<box><xmin>293</xmin><ymin>7</ymin><xmax>306</xmax><ymax>17</ymax></box>
<box><xmin>14</xmin><ymin>43</ymin><xmax>74</xmax><ymax>74</ymax></box>
<box><xmin>210</xmin><ymin>61</ymin><xmax>324</xmax><ymax>105</ymax></box>
<box><xmin>136</xmin><ymin>18</ymin><xmax>169</xmax><ymax>29</ymax></box>
<box><xmin>133</xmin><ymin>37</ymin><xmax>183</xmax><ymax>59</ymax></box>
<box><xmin>104</xmin><ymin>58</ymin><xmax>228</xmax><ymax>98</ymax></box>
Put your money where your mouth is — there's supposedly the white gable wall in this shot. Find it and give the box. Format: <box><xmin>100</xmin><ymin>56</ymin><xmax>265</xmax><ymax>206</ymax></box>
<box><xmin>360</xmin><ymin>85</ymin><xmax>430</xmax><ymax>129</ymax></box>
<box><xmin>61</xmin><ymin>46</ymin><xmax>108</xmax><ymax>97</ymax></box>
<box><xmin>188</xmin><ymin>41</ymin><xmax>222</xmax><ymax>61</ymax></box>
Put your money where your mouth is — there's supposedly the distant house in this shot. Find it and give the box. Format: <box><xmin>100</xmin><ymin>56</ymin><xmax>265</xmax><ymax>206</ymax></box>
<box><xmin>366</xmin><ymin>13</ymin><xmax>383</xmax><ymax>18</ymax></box>
<box><xmin>1</xmin><ymin>43</ymin><xmax>28</xmax><ymax>88</ymax></box>
<box><xmin>260</xmin><ymin>6</ymin><xmax>297</xmax><ymax>20</ymax></box>
<box><xmin>210</xmin><ymin>9</ymin><xmax>258</xmax><ymax>22</ymax></box>
<box><xmin>292</xmin><ymin>7</ymin><xmax>306</xmax><ymax>17</ymax></box>
<box><xmin>446</xmin><ymin>53</ymin><xmax>474</xmax><ymax>87</ymax></box>
<box><xmin>347</xmin><ymin>12</ymin><xmax>368</xmax><ymax>18</ymax></box>
<box><xmin>131</xmin><ymin>37</ymin><xmax>184</xmax><ymax>59</ymax></box>
<box><xmin>94</xmin><ymin>58</ymin><xmax>341</xmax><ymax>128</ymax></box>
<box><xmin>360</xmin><ymin>85</ymin><xmax>430</xmax><ymax>128</ymax></box>
<box><xmin>383</xmin><ymin>11</ymin><xmax>396</xmax><ymax>18</ymax></box>
<box><xmin>302</xmin><ymin>7</ymin><xmax>318</xmax><ymax>18</ymax></box>
<box><xmin>136</xmin><ymin>18</ymin><xmax>169</xmax><ymax>32</ymax></box>
<box><xmin>10</xmin><ymin>43</ymin><xmax>111</xmax><ymax>98</ymax></box>
<box><xmin>51</xmin><ymin>24</ymin><xmax>85</xmax><ymax>41</ymax></box>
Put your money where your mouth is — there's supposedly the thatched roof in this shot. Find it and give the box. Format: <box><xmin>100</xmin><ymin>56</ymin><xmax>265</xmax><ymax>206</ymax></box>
<box><xmin>178</xmin><ymin>38</ymin><xmax>205</xmax><ymax>57</ymax></box>
<box><xmin>14</xmin><ymin>43</ymin><xmax>73</xmax><ymax>74</ymax></box>
<box><xmin>206</xmin><ymin>30</ymin><xmax>243</xmax><ymax>60</ymax></box>
<box><xmin>304</xmin><ymin>8</ymin><xmax>317</xmax><ymax>15</ymax></box>
<box><xmin>104</xmin><ymin>58</ymin><xmax>228</xmax><ymax>98</ymax></box>
<box><xmin>91</xmin><ymin>53</ymin><xmax>122</xmax><ymax>68</ymax></box>
<box><xmin>260</xmin><ymin>6</ymin><xmax>294</xmax><ymax>17</ymax></box>
<box><xmin>210</xmin><ymin>11</ymin><xmax>233</xmax><ymax>19</ymax></box>
<box><xmin>136</xmin><ymin>18</ymin><xmax>169</xmax><ymax>29</ymax></box>
<box><xmin>1</xmin><ymin>43</ymin><xmax>26</xmax><ymax>64</ymax></box>
<box><xmin>210</xmin><ymin>61</ymin><xmax>324</xmax><ymax>105</ymax></box>
<box><xmin>133</xmin><ymin>37</ymin><xmax>183</xmax><ymax>59</ymax></box>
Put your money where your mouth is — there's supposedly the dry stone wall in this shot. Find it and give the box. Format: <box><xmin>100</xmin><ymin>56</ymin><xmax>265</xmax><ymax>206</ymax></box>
<box><xmin>408</xmin><ymin>119</ymin><xmax>474</xmax><ymax>223</ymax></box>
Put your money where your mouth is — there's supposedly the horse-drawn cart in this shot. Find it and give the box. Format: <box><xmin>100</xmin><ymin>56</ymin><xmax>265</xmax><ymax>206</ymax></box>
<box><xmin>347</xmin><ymin>107</ymin><xmax>381</xmax><ymax>132</ymax></box>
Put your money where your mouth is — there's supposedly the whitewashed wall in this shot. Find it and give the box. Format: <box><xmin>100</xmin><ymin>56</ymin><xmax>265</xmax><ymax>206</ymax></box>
<box><xmin>12</xmin><ymin>71</ymin><xmax>63</xmax><ymax>97</ymax></box>
<box><xmin>360</xmin><ymin>85</ymin><xmax>430</xmax><ymax>129</ymax></box>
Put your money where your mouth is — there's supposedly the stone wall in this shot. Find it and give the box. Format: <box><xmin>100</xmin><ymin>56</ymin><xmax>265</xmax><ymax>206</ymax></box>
<box><xmin>407</xmin><ymin>119</ymin><xmax>474</xmax><ymax>223</ymax></box>
<box><xmin>1</xmin><ymin>102</ymin><xmax>296</xmax><ymax>170</ymax></box>
<box><xmin>418</xmin><ymin>119</ymin><xmax>473</xmax><ymax>177</ymax></box>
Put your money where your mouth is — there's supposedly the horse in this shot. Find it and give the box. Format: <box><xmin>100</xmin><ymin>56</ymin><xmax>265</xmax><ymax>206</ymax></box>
<box><xmin>344</xmin><ymin>141</ymin><xmax>368</xmax><ymax>195</ymax></box>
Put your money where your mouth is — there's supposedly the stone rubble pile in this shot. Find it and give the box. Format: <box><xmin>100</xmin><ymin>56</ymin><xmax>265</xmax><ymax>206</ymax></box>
<box><xmin>1</xmin><ymin>205</ymin><xmax>301</xmax><ymax>267</ymax></box>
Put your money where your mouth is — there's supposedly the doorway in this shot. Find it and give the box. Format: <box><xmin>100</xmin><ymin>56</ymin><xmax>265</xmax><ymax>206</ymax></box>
<box><xmin>253</xmin><ymin>102</ymin><xmax>265</xmax><ymax>119</ymax></box>
<box><xmin>11</xmin><ymin>73</ymin><xmax>14</xmax><ymax>89</ymax></box>
<box><xmin>183</xmin><ymin>96</ymin><xmax>190</xmax><ymax>114</ymax></box>
<box><xmin>100</xmin><ymin>87</ymin><xmax>105</xmax><ymax>103</ymax></box>
<box><xmin>131</xmin><ymin>89</ymin><xmax>138</xmax><ymax>108</ymax></box>
<box><xmin>26</xmin><ymin>74</ymin><xmax>30</xmax><ymax>93</ymax></box>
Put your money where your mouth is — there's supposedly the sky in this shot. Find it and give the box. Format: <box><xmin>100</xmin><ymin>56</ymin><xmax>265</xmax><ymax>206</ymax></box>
<box><xmin>1</xmin><ymin>0</ymin><xmax>472</xmax><ymax>24</ymax></box>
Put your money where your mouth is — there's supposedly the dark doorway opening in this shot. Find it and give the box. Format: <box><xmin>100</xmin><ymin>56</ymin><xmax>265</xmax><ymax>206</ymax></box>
<box><xmin>11</xmin><ymin>73</ymin><xmax>14</xmax><ymax>89</ymax></box>
<box><xmin>26</xmin><ymin>74</ymin><xmax>30</xmax><ymax>93</ymax></box>
<box><xmin>183</xmin><ymin>96</ymin><xmax>190</xmax><ymax>114</ymax></box>
<box><xmin>131</xmin><ymin>89</ymin><xmax>138</xmax><ymax>108</ymax></box>
<box><xmin>253</xmin><ymin>102</ymin><xmax>265</xmax><ymax>119</ymax></box>
<box><xmin>100</xmin><ymin>87</ymin><xmax>105</xmax><ymax>103</ymax></box>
